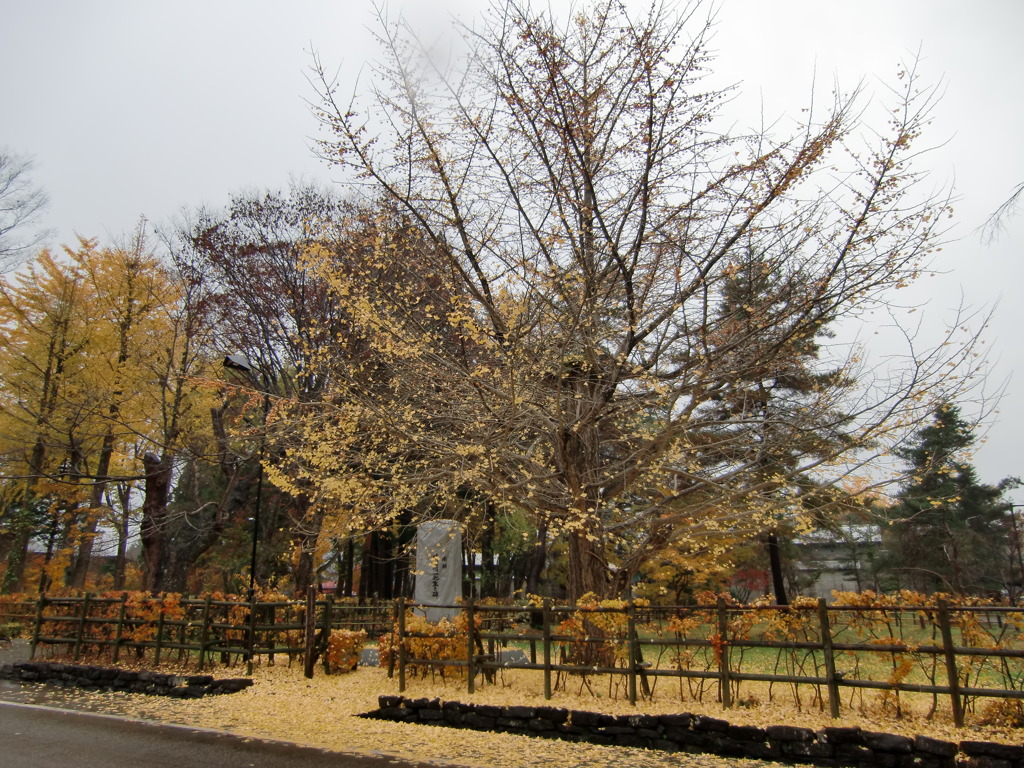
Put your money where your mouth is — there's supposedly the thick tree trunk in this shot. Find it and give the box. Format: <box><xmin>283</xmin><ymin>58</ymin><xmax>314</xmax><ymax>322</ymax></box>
<box><xmin>358</xmin><ymin>531</ymin><xmax>395</xmax><ymax>600</ymax></box>
<box><xmin>766</xmin><ymin>531</ymin><xmax>789</xmax><ymax>605</ymax></box>
<box><xmin>140</xmin><ymin>452</ymin><xmax>172</xmax><ymax>592</ymax></box>
<box><xmin>160</xmin><ymin>549</ymin><xmax>193</xmax><ymax>594</ymax></box>
<box><xmin>567</xmin><ymin>528</ymin><xmax>611</xmax><ymax>601</ymax></box>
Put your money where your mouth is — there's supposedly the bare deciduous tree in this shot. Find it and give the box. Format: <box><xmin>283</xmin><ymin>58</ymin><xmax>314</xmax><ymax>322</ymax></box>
<box><xmin>0</xmin><ymin>150</ymin><xmax>49</xmax><ymax>271</ymax></box>
<box><xmin>302</xmin><ymin>0</ymin><xmax>987</xmax><ymax>600</ymax></box>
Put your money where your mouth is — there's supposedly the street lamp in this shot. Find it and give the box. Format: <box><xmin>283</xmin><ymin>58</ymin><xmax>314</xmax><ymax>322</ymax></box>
<box><xmin>222</xmin><ymin>353</ymin><xmax>269</xmax><ymax>601</ymax></box>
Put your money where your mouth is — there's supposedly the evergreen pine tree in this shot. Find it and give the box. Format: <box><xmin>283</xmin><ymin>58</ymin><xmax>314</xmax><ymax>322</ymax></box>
<box><xmin>884</xmin><ymin>403</ymin><xmax>1018</xmax><ymax>595</ymax></box>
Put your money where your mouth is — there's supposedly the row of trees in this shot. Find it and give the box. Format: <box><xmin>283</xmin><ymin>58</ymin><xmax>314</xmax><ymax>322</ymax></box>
<box><xmin>0</xmin><ymin>0</ymin><xmax>1016</xmax><ymax>602</ymax></box>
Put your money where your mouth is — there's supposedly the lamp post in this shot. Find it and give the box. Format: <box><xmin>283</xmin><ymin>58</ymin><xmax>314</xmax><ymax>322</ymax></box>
<box><xmin>223</xmin><ymin>353</ymin><xmax>269</xmax><ymax>601</ymax></box>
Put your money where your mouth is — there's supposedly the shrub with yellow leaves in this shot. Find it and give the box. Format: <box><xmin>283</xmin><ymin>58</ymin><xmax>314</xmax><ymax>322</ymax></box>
<box><xmin>378</xmin><ymin>609</ymin><xmax>479</xmax><ymax>680</ymax></box>
<box><xmin>324</xmin><ymin>629</ymin><xmax>367</xmax><ymax>674</ymax></box>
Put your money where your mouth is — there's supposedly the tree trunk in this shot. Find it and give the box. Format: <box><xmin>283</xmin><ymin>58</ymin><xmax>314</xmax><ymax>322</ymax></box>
<box><xmin>525</xmin><ymin>522</ymin><xmax>548</xmax><ymax>596</ymax></box>
<box><xmin>567</xmin><ymin>528</ymin><xmax>611</xmax><ymax>601</ymax></box>
<box><xmin>480</xmin><ymin>501</ymin><xmax>496</xmax><ymax>597</ymax></box>
<box><xmin>341</xmin><ymin>536</ymin><xmax>355</xmax><ymax>596</ymax></box>
<box><xmin>160</xmin><ymin>549</ymin><xmax>192</xmax><ymax>594</ymax></box>
<box><xmin>112</xmin><ymin>483</ymin><xmax>132</xmax><ymax>590</ymax></box>
<box><xmin>766</xmin><ymin>531</ymin><xmax>789</xmax><ymax>605</ymax></box>
<box><xmin>68</xmin><ymin>431</ymin><xmax>119</xmax><ymax>589</ymax></box>
<box><xmin>2</xmin><ymin>527</ymin><xmax>33</xmax><ymax>594</ymax></box>
<box><xmin>292</xmin><ymin>496</ymin><xmax>324</xmax><ymax>598</ymax></box>
<box><xmin>140</xmin><ymin>452</ymin><xmax>172</xmax><ymax>592</ymax></box>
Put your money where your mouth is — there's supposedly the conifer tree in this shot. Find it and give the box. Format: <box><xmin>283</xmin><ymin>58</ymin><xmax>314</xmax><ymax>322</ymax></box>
<box><xmin>884</xmin><ymin>403</ymin><xmax>1018</xmax><ymax>595</ymax></box>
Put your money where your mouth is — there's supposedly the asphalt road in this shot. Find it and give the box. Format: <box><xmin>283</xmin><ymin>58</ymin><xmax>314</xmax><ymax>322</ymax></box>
<box><xmin>0</xmin><ymin>701</ymin><xmax>441</xmax><ymax>768</ymax></box>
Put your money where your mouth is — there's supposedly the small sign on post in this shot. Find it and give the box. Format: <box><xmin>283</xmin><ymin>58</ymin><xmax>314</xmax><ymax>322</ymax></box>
<box><xmin>414</xmin><ymin>520</ymin><xmax>462</xmax><ymax>623</ymax></box>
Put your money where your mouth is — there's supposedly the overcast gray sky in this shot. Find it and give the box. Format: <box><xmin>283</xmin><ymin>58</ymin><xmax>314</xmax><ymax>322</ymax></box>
<box><xmin>2</xmin><ymin>0</ymin><xmax>1022</xmax><ymax>496</ymax></box>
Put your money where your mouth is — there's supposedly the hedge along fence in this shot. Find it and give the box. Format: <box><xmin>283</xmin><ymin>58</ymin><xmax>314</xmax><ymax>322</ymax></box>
<box><xmin>27</xmin><ymin>591</ymin><xmax>391</xmax><ymax>676</ymax></box>
<box><xmin>381</xmin><ymin>592</ymin><xmax>1024</xmax><ymax>728</ymax></box>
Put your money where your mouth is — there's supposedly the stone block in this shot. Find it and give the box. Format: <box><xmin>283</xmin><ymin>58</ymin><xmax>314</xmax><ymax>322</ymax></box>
<box><xmin>502</xmin><ymin>706</ymin><xmax>535</xmax><ymax>719</ymax></box>
<box><xmin>658</xmin><ymin>713</ymin><xmax>692</xmax><ymax>728</ymax></box>
<box><xmin>535</xmin><ymin>707</ymin><xmax>568</xmax><ymax>723</ymax></box>
<box><xmin>960</xmin><ymin>742</ymin><xmax>1024</xmax><ymax>761</ymax></box>
<box><xmin>727</xmin><ymin>724</ymin><xmax>766</xmax><ymax>742</ymax></box>
<box><xmin>462</xmin><ymin>713</ymin><xmax>496</xmax><ymax>730</ymax></box>
<box><xmin>693</xmin><ymin>715</ymin><xmax>729</xmax><ymax>732</ymax></box>
<box><xmin>786</xmin><ymin>741</ymin><xmax>835</xmax><ymax>759</ymax></box>
<box><xmin>834</xmin><ymin>743</ymin><xmax>874</xmax><ymax>763</ymax></box>
<box><xmin>627</xmin><ymin>714</ymin><xmax>660</xmax><ymax>729</ymax></box>
<box><xmin>820</xmin><ymin>726</ymin><xmax>863</xmax><ymax>745</ymax></box>
<box><xmin>569</xmin><ymin>710</ymin><xmax>603</xmax><ymax>727</ymax></box>
<box><xmin>914</xmin><ymin>735</ymin><xmax>957</xmax><ymax>758</ymax></box>
<box><xmin>863</xmin><ymin>731</ymin><xmax>913</xmax><ymax>754</ymax></box>
<box><xmin>767</xmin><ymin>724</ymin><xmax>816</xmax><ymax>742</ymax></box>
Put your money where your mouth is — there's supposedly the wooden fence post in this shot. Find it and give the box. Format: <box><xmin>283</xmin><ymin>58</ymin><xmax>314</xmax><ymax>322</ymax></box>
<box><xmin>154</xmin><ymin>598</ymin><xmax>165</xmax><ymax>666</ymax></box>
<box><xmin>397</xmin><ymin>597</ymin><xmax>407</xmax><ymax>693</ymax></box>
<box><xmin>627</xmin><ymin>602</ymin><xmax>637</xmax><ymax>705</ymax></box>
<box><xmin>321</xmin><ymin>595</ymin><xmax>334</xmax><ymax>667</ymax></box>
<box><xmin>937</xmin><ymin>598</ymin><xmax>965</xmax><ymax>727</ymax></box>
<box><xmin>716</xmin><ymin>596</ymin><xmax>732</xmax><ymax>708</ymax></box>
<box><xmin>73</xmin><ymin>593</ymin><xmax>91</xmax><ymax>661</ymax></box>
<box><xmin>246</xmin><ymin>596</ymin><xmax>258</xmax><ymax>675</ymax></box>
<box><xmin>266</xmin><ymin>602</ymin><xmax>277</xmax><ymax>666</ymax></box>
<box><xmin>466</xmin><ymin>598</ymin><xmax>476</xmax><ymax>695</ymax></box>
<box><xmin>542</xmin><ymin>599</ymin><xmax>552</xmax><ymax>700</ymax></box>
<box><xmin>388</xmin><ymin>598</ymin><xmax>399</xmax><ymax>679</ymax></box>
<box><xmin>113</xmin><ymin>592</ymin><xmax>128</xmax><ymax>664</ymax></box>
<box><xmin>30</xmin><ymin>594</ymin><xmax>45</xmax><ymax>660</ymax></box>
<box><xmin>817</xmin><ymin>598</ymin><xmax>841</xmax><ymax>718</ymax></box>
<box><xmin>198</xmin><ymin>596</ymin><xmax>212</xmax><ymax>672</ymax></box>
<box><xmin>303</xmin><ymin>591</ymin><xmax>316</xmax><ymax>679</ymax></box>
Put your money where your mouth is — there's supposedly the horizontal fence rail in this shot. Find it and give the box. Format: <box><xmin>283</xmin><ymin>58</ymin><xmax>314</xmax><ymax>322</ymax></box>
<box><xmin>15</xmin><ymin>592</ymin><xmax>1024</xmax><ymax>727</ymax></box>
<box><xmin>0</xmin><ymin>598</ymin><xmax>35</xmax><ymax>635</ymax></box>
<box><xmin>26</xmin><ymin>593</ymin><xmax>392</xmax><ymax>675</ymax></box>
<box><xmin>383</xmin><ymin>596</ymin><xmax>1024</xmax><ymax>727</ymax></box>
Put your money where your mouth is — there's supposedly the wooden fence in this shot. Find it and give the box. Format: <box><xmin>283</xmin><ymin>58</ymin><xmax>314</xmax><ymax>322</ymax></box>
<box><xmin>20</xmin><ymin>592</ymin><xmax>1024</xmax><ymax>726</ymax></box>
<box><xmin>0</xmin><ymin>597</ymin><xmax>35</xmax><ymax>636</ymax></box>
<box><xmin>27</xmin><ymin>592</ymin><xmax>392</xmax><ymax>675</ymax></box>
<box><xmin>387</xmin><ymin>596</ymin><xmax>1024</xmax><ymax>727</ymax></box>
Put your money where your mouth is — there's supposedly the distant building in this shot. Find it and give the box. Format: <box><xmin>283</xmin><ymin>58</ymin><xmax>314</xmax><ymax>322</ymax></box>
<box><xmin>792</xmin><ymin>524</ymin><xmax>882</xmax><ymax>599</ymax></box>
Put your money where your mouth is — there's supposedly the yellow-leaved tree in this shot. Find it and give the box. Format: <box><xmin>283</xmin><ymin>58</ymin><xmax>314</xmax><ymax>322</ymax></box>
<box><xmin>0</xmin><ymin>228</ymin><xmax>220</xmax><ymax>593</ymax></box>
<box><xmin>283</xmin><ymin>0</ymin><xmax>991</xmax><ymax>601</ymax></box>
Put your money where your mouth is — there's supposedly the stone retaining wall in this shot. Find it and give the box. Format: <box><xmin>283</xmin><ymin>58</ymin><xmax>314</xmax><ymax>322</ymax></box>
<box><xmin>361</xmin><ymin>695</ymin><xmax>1024</xmax><ymax>768</ymax></box>
<box><xmin>0</xmin><ymin>661</ymin><xmax>252</xmax><ymax>699</ymax></box>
